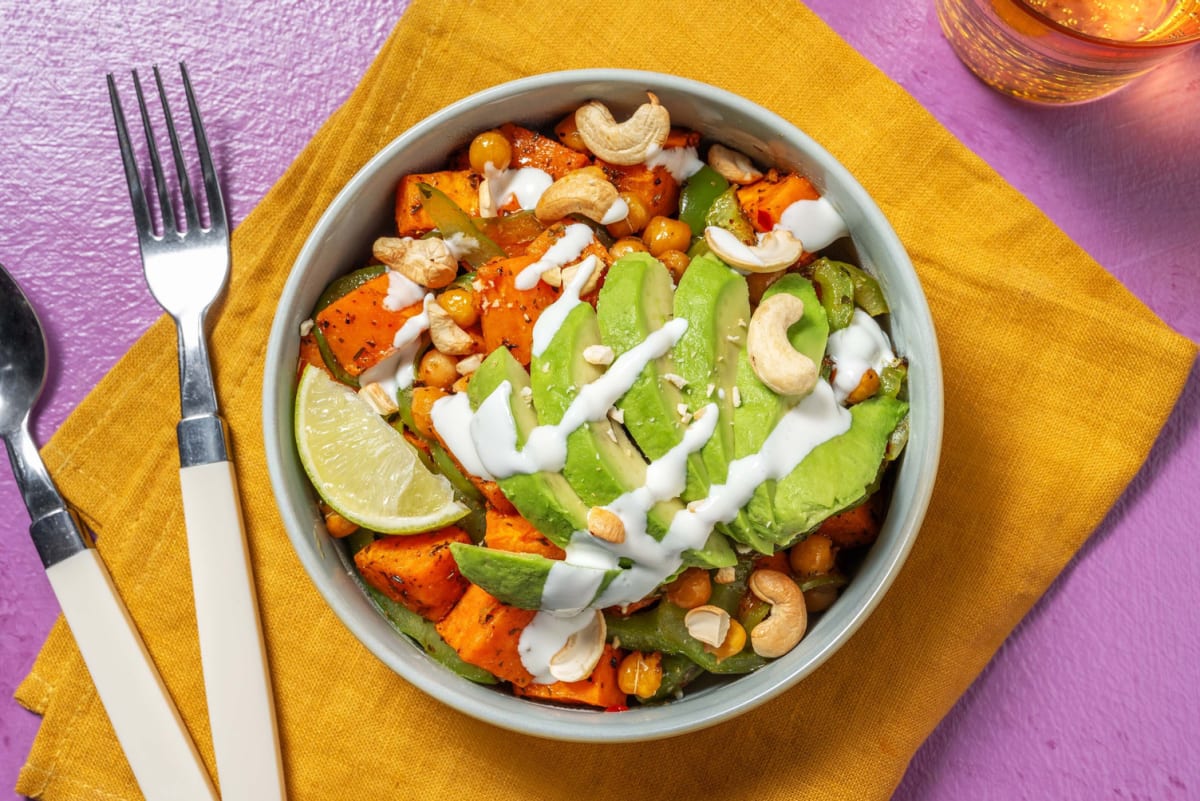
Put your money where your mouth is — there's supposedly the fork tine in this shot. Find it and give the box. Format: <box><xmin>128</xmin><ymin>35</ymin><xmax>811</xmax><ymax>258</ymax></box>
<box><xmin>152</xmin><ymin>65</ymin><xmax>201</xmax><ymax>235</ymax></box>
<box><xmin>179</xmin><ymin>62</ymin><xmax>226</xmax><ymax>232</ymax></box>
<box><xmin>131</xmin><ymin>69</ymin><xmax>176</xmax><ymax>236</ymax></box>
<box><xmin>107</xmin><ymin>74</ymin><xmax>155</xmax><ymax>243</ymax></box>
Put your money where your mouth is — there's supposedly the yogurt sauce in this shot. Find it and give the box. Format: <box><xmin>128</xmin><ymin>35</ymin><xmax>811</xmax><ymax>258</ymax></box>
<box><xmin>826</xmin><ymin>309</ymin><xmax>895</xmax><ymax>403</ymax></box>
<box><xmin>778</xmin><ymin>196</ymin><xmax>848</xmax><ymax>253</ymax></box>
<box><xmin>433</xmin><ymin>258</ymin><xmax>854</xmax><ymax>680</ymax></box>
<box><xmin>645</xmin><ymin>146</ymin><xmax>705</xmax><ymax>182</ymax></box>
<box><xmin>359</xmin><ymin>293</ymin><xmax>434</xmax><ymax>396</ymax></box>
<box><xmin>515</xmin><ymin>222</ymin><xmax>596</xmax><ymax>291</ymax></box>
<box><xmin>482</xmin><ymin>164</ymin><xmax>554</xmax><ymax>215</ymax></box>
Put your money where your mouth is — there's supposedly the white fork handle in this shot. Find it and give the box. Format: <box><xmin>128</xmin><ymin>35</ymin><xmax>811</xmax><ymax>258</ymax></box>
<box><xmin>180</xmin><ymin>460</ymin><xmax>287</xmax><ymax>801</ymax></box>
<box><xmin>45</xmin><ymin>548</ymin><xmax>218</xmax><ymax>801</ymax></box>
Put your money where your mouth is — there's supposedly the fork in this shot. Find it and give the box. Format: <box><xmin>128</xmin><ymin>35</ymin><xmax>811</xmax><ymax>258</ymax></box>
<box><xmin>108</xmin><ymin>63</ymin><xmax>286</xmax><ymax>801</ymax></box>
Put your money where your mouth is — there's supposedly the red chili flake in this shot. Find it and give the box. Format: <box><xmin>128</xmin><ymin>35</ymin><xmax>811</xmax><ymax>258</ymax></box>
<box><xmin>757</xmin><ymin>210</ymin><xmax>773</xmax><ymax>230</ymax></box>
<box><xmin>604</xmin><ymin>705</ymin><xmax>629</xmax><ymax>713</ymax></box>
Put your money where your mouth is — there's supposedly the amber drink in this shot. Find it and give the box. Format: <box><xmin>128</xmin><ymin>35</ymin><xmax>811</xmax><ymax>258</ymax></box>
<box><xmin>936</xmin><ymin>0</ymin><xmax>1200</xmax><ymax>103</ymax></box>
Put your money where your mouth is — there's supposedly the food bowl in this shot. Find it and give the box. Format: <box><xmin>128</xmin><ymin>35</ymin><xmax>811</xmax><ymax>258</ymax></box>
<box><xmin>262</xmin><ymin>69</ymin><xmax>943</xmax><ymax>742</ymax></box>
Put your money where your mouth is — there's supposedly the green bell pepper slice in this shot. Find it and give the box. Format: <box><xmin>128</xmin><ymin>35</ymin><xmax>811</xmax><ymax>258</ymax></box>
<box><xmin>679</xmin><ymin>165</ymin><xmax>730</xmax><ymax>237</ymax></box>
<box><xmin>417</xmin><ymin>183</ymin><xmax>505</xmax><ymax>268</ymax></box>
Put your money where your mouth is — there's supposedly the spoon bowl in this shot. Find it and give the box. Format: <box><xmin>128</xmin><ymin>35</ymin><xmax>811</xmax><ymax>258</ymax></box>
<box><xmin>0</xmin><ymin>263</ymin><xmax>48</xmax><ymax>439</ymax></box>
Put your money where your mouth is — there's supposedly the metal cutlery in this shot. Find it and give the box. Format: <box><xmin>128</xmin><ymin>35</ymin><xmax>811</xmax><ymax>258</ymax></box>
<box><xmin>107</xmin><ymin>63</ymin><xmax>286</xmax><ymax>801</ymax></box>
<box><xmin>0</xmin><ymin>262</ymin><xmax>218</xmax><ymax>801</ymax></box>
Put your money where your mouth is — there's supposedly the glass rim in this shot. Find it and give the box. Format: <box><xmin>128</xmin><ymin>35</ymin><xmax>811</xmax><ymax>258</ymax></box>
<box><xmin>1015</xmin><ymin>0</ymin><xmax>1200</xmax><ymax>48</ymax></box>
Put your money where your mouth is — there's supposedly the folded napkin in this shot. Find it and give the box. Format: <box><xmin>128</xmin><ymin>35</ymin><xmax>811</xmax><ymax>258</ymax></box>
<box><xmin>16</xmin><ymin>0</ymin><xmax>1196</xmax><ymax>798</ymax></box>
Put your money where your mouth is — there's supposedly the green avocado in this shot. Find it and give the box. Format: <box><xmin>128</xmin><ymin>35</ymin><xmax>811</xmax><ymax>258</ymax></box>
<box><xmin>733</xmin><ymin>275</ymin><xmax>830</xmax><ymax>550</ymax></box>
<box><xmin>449</xmin><ymin>542</ymin><xmax>619</xmax><ymax>610</ymax></box>
<box><xmin>671</xmin><ymin>253</ymin><xmax>749</xmax><ymax>489</ymax></box>
<box><xmin>596</xmin><ymin>253</ymin><xmax>709</xmax><ymax>502</ymax></box>
<box><xmin>771</xmin><ymin>395</ymin><xmax>909</xmax><ymax>543</ymax></box>
<box><xmin>467</xmin><ymin>347</ymin><xmax>589</xmax><ymax>547</ymax></box>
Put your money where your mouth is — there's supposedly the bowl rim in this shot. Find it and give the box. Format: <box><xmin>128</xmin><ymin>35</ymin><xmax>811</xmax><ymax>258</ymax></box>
<box><xmin>263</xmin><ymin>68</ymin><xmax>944</xmax><ymax>742</ymax></box>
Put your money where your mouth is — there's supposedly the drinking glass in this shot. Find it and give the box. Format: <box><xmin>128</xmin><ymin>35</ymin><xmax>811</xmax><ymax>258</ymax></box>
<box><xmin>936</xmin><ymin>0</ymin><xmax>1200</xmax><ymax>103</ymax></box>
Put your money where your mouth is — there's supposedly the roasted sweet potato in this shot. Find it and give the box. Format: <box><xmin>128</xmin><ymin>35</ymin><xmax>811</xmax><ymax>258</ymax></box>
<box><xmin>598</xmin><ymin>161</ymin><xmax>680</xmax><ymax>222</ymax></box>
<box><xmin>817</xmin><ymin>497</ymin><xmax>883</xmax><ymax>548</ymax></box>
<box><xmin>513</xmin><ymin>645</ymin><xmax>626</xmax><ymax>708</ymax></box>
<box><xmin>499</xmin><ymin>123</ymin><xmax>591</xmax><ymax>179</ymax></box>
<box><xmin>395</xmin><ymin>170</ymin><xmax>483</xmax><ymax>236</ymax></box>
<box><xmin>314</xmin><ymin>273</ymin><xmax>424</xmax><ymax>377</ymax></box>
<box><xmin>484</xmin><ymin>509</ymin><xmax>566</xmax><ymax>560</ymax></box>
<box><xmin>475</xmin><ymin>253</ymin><xmax>560</xmax><ymax>366</ymax></box>
<box><xmin>435</xmin><ymin>584</ymin><xmax>537</xmax><ymax>686</ymax></box>
<box><xmin>737</xmin><ymin>170</ymin><xmax>820</xmax><ymax>233</ymax></box>
<box><xmin>297</xmin><ymin>333</ymin><xmax>330</xmax><ymax>378</ymax></box>
<box><xmin>354</xmin><ymin>527</ymin><xmax>472</xmax><ymax>622</ymax></box>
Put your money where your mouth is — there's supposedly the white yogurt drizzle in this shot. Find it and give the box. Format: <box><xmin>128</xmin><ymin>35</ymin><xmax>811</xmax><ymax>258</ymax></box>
<box><xmin>529</xmin><ymin>254</ymin><xmax>598</xmax><ymax>358</ymax></box>
<box><xmin>482</xmin><ymin>164</ymin><xmax>554</xmax><ymax>216</ymax></box>
<box><xmin>600</xmin><ymin>195</ymin><xmax>630</xmax><ymax>226</ymax></box>
<box><xmin>514</xmin><ymin>222</ymin><xmax>596</xmax><ymax>290</ymax></box>
<box><xmin>645</xmin><ymin>145</ymin><xmax>704</xmax><ymax>182</ymax></box>
<box><xmin>382</xmin><ymin>269</ymin><xmax>426</xmax><ymax>312</ymax></box>
<box><xmin>826</xmin><ymin>308</ymin><xmax>896</xmax><ymax>403</ymax></box>
<box><xmin>777</xmin><ymin>196</ymin><xmax>848</xmax><ymax>253</ymax></box>
<box><xmin>359</xmin><ymin>293</ymin><xmax>434</xmax><ymax>395</ymax></box>
<box><xmin>469</xmin><ymin>316</ymin><xmax>689</xmax><ymax>478</ymax></box>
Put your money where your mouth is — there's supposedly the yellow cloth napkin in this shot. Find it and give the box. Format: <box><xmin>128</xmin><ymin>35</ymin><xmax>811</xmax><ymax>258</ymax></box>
<box><xmin>16</xmin><ymin>0</ymin><xmax>1196</xmax><ymax>799</ymax></box>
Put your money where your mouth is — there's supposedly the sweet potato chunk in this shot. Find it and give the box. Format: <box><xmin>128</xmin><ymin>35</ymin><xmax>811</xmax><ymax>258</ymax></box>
<box><xmin>354</xmin><ymin>527</ymin><xmax>472</xmax><ymax>622</ymax></box>
<box><xmin>395</xmin><ymin>170</ymin><xmax>482</xmax><ymax>237</ymax></box>
<box><xmin>599</xmin><ymin>161</ymin><xmax>680</xmax><ymax>221</ymax></box>
<box><xmin>484</xmin><ymin>509</ymin><xmax>565</xmax><ymax>560</ymax></box>
<box><xmin>499</xmin><ymin>123</ymin><xmax>591</xmax><ymax>179</ymax></box>
<box><xmin>817</xmin><ymin>497</ymin><xmax>883</xmax><ymax>548</ymax></box>
<box><xmin>737</xmin><ymin>170</ymin><xmax>820</xmax><ymax>233</ymax></box>
<box><xmin>513</xmin><ymin>645</ymin><xmax>626</xmax><ymax>708</ymax></box>
<box><xmin>314</xmin><ymin>274</ymin><xmax>423</xmax><ymax>376</ymax></box>
<box><xmin>475</xmin><ymin>254</ymin><xmax>560</xmax><ymax>366</ymax></box>
<box><xmin>435</xmin><ymin>585</ymin><xmax>537</xmax><ymax>686</ymax></box>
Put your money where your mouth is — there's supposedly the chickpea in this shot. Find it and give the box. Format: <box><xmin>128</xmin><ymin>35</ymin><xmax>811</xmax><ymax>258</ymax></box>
<box><xmin>417</xmin><ymin>349</ymin><xmax>458</xmax><ymax>391</ymax></box>
<box><xmin>657</xmin><ymin>249</ymin><xmax>691</xmax><ymax>282</ymax></box>
<box><xmin>617</xmin><ymin>651</ymin><xmax>663</xmax><ymax>699</ymax></box>
<box><xmin>609</xmin><ymin>237</ymin><xmax>648</xmax><ymax>261</ymax></box>
<box><xmin>468</xmin><ymin>130</ymin><xmax>512</xmax><ymax>172</ymax></box>
<box><xmin>409</xmin><ymin>385</ymin><xmax>447</xmax><ymax>440</ymax></box>
<box><xmin>789</xmin><ymin>534</ymin><xmax>836</xmax><ymax>576</ymax></box>
<box><xmin>706</xmin><ymin>619</ymin><xmax>747</xmax><ymax>661</ymax></box>
<box><xmin>554</xmin><ymin>114</ymin><xmax>588</xmax><ymax>152</ymax></box>
<box><xmin>664</xmin><ymin>566</ymin><xmax>712</xmax><ymax>609</ymax></box>
<box><xmin>641</xmin><ymin>216</ymin><xmax>692</xmax><ymax>257</ymax></box>
<box><xmin>804</xmin><ymin>584</ymin><xmax>840</xmax><ymax>613</ymax></box>
<box><xmin>606</xmin><ymin>192</ymin><xmax>651</xmax><ymax>238</ymax></box>
<box><xmin>437</xmin><ymin>287</ymin><xmax>479</xmax><ymax>328</ymax></box>
<box><xmin>319</xmin><ymin>502</ymin><xmax>359</xmax><ymax>538</ymax></box>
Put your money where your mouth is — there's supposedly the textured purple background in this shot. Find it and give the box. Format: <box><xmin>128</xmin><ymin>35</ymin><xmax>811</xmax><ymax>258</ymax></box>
<box><xmin>1</xmin><ymin>2</ymin><xmax>1197</xmax><ymax>799</ymax></box>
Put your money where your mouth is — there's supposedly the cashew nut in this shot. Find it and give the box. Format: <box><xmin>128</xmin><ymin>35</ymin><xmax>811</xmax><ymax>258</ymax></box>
<box><xmin>587</xmin><ymin>506</ymin><xmax>625</xmax><ymax>544</ymax></box>
<box><xmin>707</xmin><ymin>143</ymin><xmax>763</xmax><ymax>185</ymax></box>
<box><xmin>747</xmin><ymin>292</ymin><xmax>819</xmax><ymax>398</ymax></box>
<box><xmin>684</xmin><ymin>604</ymin><xmax>731</xmax><ymax>648</ymax></box>
<box><xmin>534</xmin><ymin>167</ymin><xmax>622</xmax><ymax>224</ymax></box>
<box><xmin>427</xmin><ymin>299</ymin><xmax>475</xmax><ymax>355</ymax></box>
<box><xmin>574</xmin><ymin>92</ymin><xmax>671</xmax><ymax>165</ymax></box>
<box><xmin>373</xmin><ymin>236</ymin><xmax>458</xmax><ymax>288</ymax></box>
<box><xmin>548</xmin><ymin>610</ymin><xmax>607</xmax><ymax>682</ymax></box>
<box><xmin>357</xmin><ymin>382</ymin><xmax>399</xmax><ymax>416</ymax></box>
<box><xmin>704</xmin><ymin>227</ymin><xmax>804</xmax><ymax>274</ymax></box>
<box><xmin>747</xmin><ymin>569</ymin><xmax>807</xmax><ymax>658</ymax></box>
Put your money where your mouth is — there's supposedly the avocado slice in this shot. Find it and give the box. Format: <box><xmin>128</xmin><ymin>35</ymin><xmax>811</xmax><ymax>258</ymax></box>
<box><xmin>671</xmin><ymin>252</ymin><xmax>749</xmax><ymax>488</ymax></box>
<box><xmin>733</xmin><ymin>275</ymin><xmax>830</xmax><ymax>550</ymax></box>
<box><xmin>449</xmin><ymin>542</ymin><xmax>619</xmax><ymax>610</ymax></box>
<box><xmin>596</xmin><ymin>253</ymin><xmax>709</xmax><ymax>503</ymax></box>
<box><xmin>771</xmin><ymin>395</ymin><xmax>909</xmax><ymax>543</ymax></box>
<box><xmin>467</xmin><ymin>347</ymin><xmax>589</xmax><ymax>547</ymax></box>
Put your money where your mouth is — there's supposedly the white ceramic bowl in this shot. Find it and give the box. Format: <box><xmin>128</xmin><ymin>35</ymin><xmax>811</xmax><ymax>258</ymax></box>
<box><xmin>263</xmin><ymin>69</ymin><xmax>943</xmax><ymax>742</ymax></box>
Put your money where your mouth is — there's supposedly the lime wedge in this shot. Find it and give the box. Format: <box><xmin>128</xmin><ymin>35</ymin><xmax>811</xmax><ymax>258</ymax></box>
<box><xmin>295</xmin><ymin>365</ymin><xmax>467</xmax><ymax>533</ymax></box>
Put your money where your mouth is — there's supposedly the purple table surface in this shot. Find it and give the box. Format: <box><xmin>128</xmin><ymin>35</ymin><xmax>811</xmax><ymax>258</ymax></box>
<box><xmin>1</xmin><ymin>1</ymin><xmax>1197</xmax><ymax>799</ymax></box>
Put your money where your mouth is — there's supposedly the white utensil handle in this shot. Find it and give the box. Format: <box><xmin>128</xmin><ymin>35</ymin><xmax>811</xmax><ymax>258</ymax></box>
<box><xmin>45</xmin><ymin>548</ymin><xmax>218</xmax><ymax>801</ymax></box>
<box><xmin>180</xmin><ymin>460</ymin><xmax>286</xmax><ymax>801</ymax></box>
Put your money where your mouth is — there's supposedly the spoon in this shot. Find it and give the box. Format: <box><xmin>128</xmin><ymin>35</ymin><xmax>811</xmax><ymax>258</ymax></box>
<box><xmin>0</xmin><ymin>262</ymin><xmax>218</xmax><ymax>801</ymax></box>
